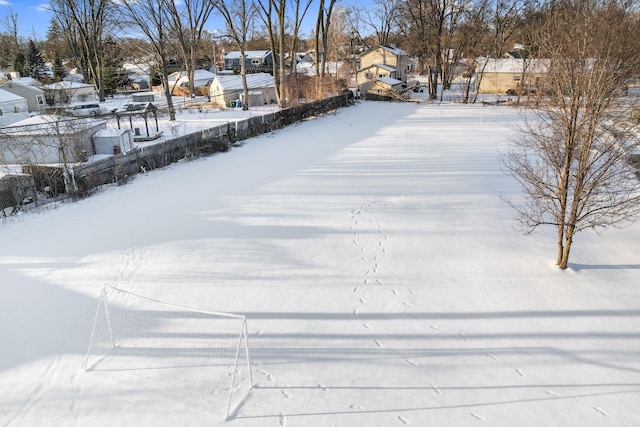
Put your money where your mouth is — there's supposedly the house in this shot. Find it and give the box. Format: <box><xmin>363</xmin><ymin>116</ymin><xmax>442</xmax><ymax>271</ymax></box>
<box><xmin>223</xmin><ymin>51</ymin><xmax>278</xmax><ymax>74</ymax></box>
<box><xmin>0</xmin><ymin>88</ymin><xmax>30</xmax><ymax>127</ymax></box>
<box><xmin>42</xmin><ymin>81</ymin><xmax>96</xmax><ymax>105</ymax></box>
<box><xmin>296</xmin><ymin>61</ymin><xmax>351</xmax><ymax>79</ymax></box>
<box><xmin>358</xmin><ymin>45</ymin><xmax>409</xmax><ymax>85</ymax></box>
<box><xmin>0</xmin><ymin>80</ymin><xmax>46</xmax><ymax>112</ymax></box>
<box><xmin>123</xmin><ymin>63</ymin><xmax>151</xmax><ymax>91</ymax></box>
<box><xmin>475</xmin><ymin>57</ymin><xmax>549</xmax><ymax>94</ymax></box>
<box><xmin>0</xmin><ymin>115</ymin><xmax>107</xmax><ymax>164</ymax></box>
<box><xmin>167</xmin><ymin>69</ymin><xmax>216</xmax><ymax>95</ymax></box>
<box><xmin>0</xmin><ymin>88</ymin><xmax>28</xmax><ymax>115</ymax></box>
<box><xmin>208</xmin><ymin>73</ymin><xmax>276</xmax><ymax>109</ymax></box>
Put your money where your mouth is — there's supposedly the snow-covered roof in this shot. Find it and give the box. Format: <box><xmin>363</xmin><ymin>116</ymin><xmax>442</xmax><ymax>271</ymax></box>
<box><xmin>372</xmin><ymin>64</ymin><xmax>396</xmax><ymax>72</ymax></box>
<box><xmin>1</xmin><ymin>115</ymin><xmax>106</xmax><ymax>134</ymax></box>
<box><xmin>224</xmin><ymin>50</ymin><xmax>272</xmax><ymax>60</ymax></box>
<box><xmin>13</xmin><ymin>77</ymin><xmax>42</xmax><ymax>87</ymax></box>
<box><xmin>0</xmin><ymin>88</ymin><xmax>26</xmax><ymax>104</ymax></box>
<box><xmin>213</xmin><ymin>73</ymin><xmax>275</xmax><ymax>91</ymax></box>
<box><xmin>362</xmin><ymin>45</ymin><xmax>408</xmax><ymax>58</ymax></box>
<box><xmin>376</xmin><ymin>76</ymin><xmax>403</xmax><ymax>86</ymax></box>
<box><xmin>379</xmin><ymin>44</ymin><xmax>407</xmax><ymax>56</ymax></box>
<box><xmin>0</xmin><ymin>80</ymin><xmax>44</xmax><ymax>94</ymax></box>
<box><xmin>94</xmin><ymin>128</ymin><xmax>130</xmax><ymax>138</ymax></box>
<box><xmin>168</xmin><ymin>69</ymin><xmax>216</xmax><ymax>84</ymax></box>
<box><xmin>43</xmin><ymin>81</ymin><xmax>95</xmax><ymax>90</ymax></box>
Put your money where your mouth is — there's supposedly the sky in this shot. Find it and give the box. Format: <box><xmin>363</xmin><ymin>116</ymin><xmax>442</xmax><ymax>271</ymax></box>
<box><xmin>1</xmin><ymin>0</ymin><xmax>357</xmax><ymax>41</ymax></box>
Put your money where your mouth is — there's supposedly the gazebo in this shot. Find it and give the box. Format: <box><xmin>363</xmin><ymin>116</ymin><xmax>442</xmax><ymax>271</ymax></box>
<box><xmin>115</xmin><ymin>102</ymin><xmax>161</xmax><ymax>141</ymax></box>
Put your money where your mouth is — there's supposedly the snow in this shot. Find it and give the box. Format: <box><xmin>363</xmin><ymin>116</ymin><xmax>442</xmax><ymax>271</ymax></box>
<box><xmin>1</xmin><ymin>101</ymin><xmax>639</xmax><ymax>426</ymax></box>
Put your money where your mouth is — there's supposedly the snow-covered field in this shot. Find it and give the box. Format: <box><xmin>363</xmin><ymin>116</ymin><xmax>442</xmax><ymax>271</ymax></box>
<box><xmin>1</xmin><ymin>101</ymin><xmax>639</xmax><ymax>426</ymax></box>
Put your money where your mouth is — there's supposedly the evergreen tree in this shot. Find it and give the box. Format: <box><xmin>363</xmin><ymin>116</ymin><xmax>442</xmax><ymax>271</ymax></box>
<box><xmin>27</xmin><ymin>40</ymin><xmax>46</xmax><ymax>79</ymax></box>
<box><xmin>53</xmin><ymin>53</ymin><xmax>67</xmax><ymax>81</ymax></box>
<box><xmin>13</xmin><ymin>52</ymin><xmax>27</xmax><ymax>77</ymax></box>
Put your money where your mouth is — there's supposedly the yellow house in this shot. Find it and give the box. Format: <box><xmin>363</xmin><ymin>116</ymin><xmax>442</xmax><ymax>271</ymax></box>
<box><xmin>475</xmin><ymin>58</ymin><xmax>549</xmax><ymax>94</ymax></box>
<box><xmin>358</xmin><ymin>45</ymin><xmax>409</xmax><ymax>84</ymax></box>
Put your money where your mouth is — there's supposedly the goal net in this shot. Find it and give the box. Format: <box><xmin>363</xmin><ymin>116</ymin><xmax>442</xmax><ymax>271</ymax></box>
<box><xmin>84</xmin><ymin>286</ymin><xmax>253</xmax><ymax>418</ymax></box>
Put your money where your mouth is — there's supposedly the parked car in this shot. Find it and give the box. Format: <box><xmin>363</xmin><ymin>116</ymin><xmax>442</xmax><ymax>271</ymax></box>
<box><xmin>65</xmin><ymin>103</ymin><xmax>106</xmax><ymax>117</ymax></box>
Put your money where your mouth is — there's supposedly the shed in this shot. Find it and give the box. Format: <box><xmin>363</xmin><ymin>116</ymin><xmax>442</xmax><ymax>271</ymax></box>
<box><xmin>132</xmin><ymin>92</ymin><xmax>155</xmax><ymax>103</ymax></box>
<box><xmin>93</xmin><ymin>128</ymin><xmax>134</xmax><ymax>155</ymax></box>
<box><xmin>0</xmin><ymin>115</ymin><xmax>107</xmax><ymax>164</ymax></box>
<box><xmin>209</xmin><ymin>73</ymin><xmax>276</xmax><ymax>109</ymax></box>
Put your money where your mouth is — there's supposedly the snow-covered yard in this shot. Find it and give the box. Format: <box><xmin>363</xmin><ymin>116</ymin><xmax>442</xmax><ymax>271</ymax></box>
<box><xmin>1</xmin><ymin>101</ymin><xmax>639</xmax><ymax>426</ymax></box>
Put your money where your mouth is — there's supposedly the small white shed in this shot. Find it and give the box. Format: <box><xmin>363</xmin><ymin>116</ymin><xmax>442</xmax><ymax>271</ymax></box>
<box><xmin>93</xmin><ymin>128</ymin><xmax>134</xmax><ymax>155</ymax></box>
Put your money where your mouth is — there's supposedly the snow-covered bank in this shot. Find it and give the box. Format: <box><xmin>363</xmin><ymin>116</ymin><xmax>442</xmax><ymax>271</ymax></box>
<box><xmin>1</xmin><ymin>102</ymin><xmax>639</xmax><ymax>426</ymax></box>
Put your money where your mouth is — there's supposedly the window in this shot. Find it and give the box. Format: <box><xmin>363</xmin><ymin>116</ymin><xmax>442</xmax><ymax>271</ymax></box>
<box><xmin>36</xmin><ymin>95</ymin><xmax>45</xmax><ymax>105</ymax></box>
<box><xmin>513</xmin><ymin>75</ymin><xmax>521</xmax><ymax>81</ymax></box>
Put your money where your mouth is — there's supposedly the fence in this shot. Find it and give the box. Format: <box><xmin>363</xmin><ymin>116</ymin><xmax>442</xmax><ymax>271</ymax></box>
<box><xmin>72</xmin><ymin>92</ymin><xmax>353</xmax><ymax>195</ymax></box>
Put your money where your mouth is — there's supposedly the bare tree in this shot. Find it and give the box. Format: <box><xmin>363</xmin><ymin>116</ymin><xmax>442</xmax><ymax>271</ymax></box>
<box><xmin>256</xmin><ymin>0</ymin><xmax>312</xmax><ymax>107</ymax></box>
<box><xmin>314</xmin><ymin>0</ymin><xmax>338</xmax><ymax>77</ymax></box>
<box><xmin>504</xmin><ymin>0</ymin><xmax>640</xmax><ymax>269</ymax></box>
<box><xmin>166</xmin><ymin>0</ymin><xmax>216</xmax><ymax>97</ymax></box>
<box><xmin>361</xmin><ymin>0</ymin><xmax>402</xmax><ymax>47</ymax></box>
<box><xmin>0</xmin><ymin>7</ymin><xmax>20</xmax><ymax>53</ymax></box>
<box><xmin>213</xmin><ymin>0</ymin><xmax>257</xmax><ymax>110</ymax></box>
<box><xmin>118</xmin><ymin>0</ymin><xmax>177</xmax><ymax>120</ymax></box>
<box><xmin>50</xmin><ymin>0</ymin><xmax>113</xmax><ymax>102</ymax></box>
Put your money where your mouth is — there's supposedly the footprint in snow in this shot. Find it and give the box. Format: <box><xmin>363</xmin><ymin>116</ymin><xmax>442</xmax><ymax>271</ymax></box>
<box><xmin>593</xmin><ymin>407</ymin><xmax>609</xmax><ymax>416</ymax></box>
<box><xmin>515</xmin><ymin>368</ymin><xmax>526</xmax><ymax>377</ymax></box>
<box><xmin>374</xmin><ymin>339</ymin><xmax>384</xmax><ymax>348</ymax></box>
<box><xmin>363</xmin><ymin>323</ymin><xmax>371</xmax><ymax>329</ymax></box>
<box><xmin>398</xmin><ymin>415</ymin><xmax>410</xmax><ymax>424</ymax></box>
<box><xmin>470</xmin><ymin>412</ymin><xmax>485</xmax><ymax>421</ymax></box>
<box><xmin>406</xmin><ymin>359</ymin><xmax>418</xmax><ymax>366</ymax></box>
<box><xmin>432</xmin><ymin>384</ymin><xmax>442</xmax><ymax>395</ymax></box>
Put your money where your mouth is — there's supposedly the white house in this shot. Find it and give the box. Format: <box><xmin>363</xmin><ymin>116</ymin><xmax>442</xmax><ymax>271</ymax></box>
<box><xmin>0</xmin><ymin>115</ymin><xmax>107</xmax><ymax>164</ymax></box>
<box><xmin>42</xmin><ymin>81</ymin><xmax>96</xmax><ymax>105</ymax></box>
<box><xmin>0</xmin><ymin>88</ymin><xmax>30</xmax><ymax>127</ymax></box>
<box><xmin>123</xmin><ymin>63</ymin><xmax>151</xmax><ymax>90</ymax></box>
<box><xmin>0</xmin><ymin>88</ymin><xmax>28</xmax><ymax>115</ymax></box>
<box><xmin>208</xmin><ymin>73</ymin><xmax>276</xmax><ymax>109</ymax></box>
<box><xmin>0</xmin><ymin>80</ymin><xmax>46</xmax><ymax>112</ymax></box>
